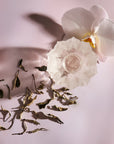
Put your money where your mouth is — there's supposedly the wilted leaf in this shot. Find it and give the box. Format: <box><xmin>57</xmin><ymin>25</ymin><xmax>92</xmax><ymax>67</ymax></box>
<box><xmin>0</xmin><ymin>126</ymin><xmax>6</xmax><ymax>131</ymax></box>
<box><xmin>5</xmin><ymin>84</ymin><xmax>11</xmax><ymax>99</ymax></box>
<box><xmin>0</xmin><ymin>89</ymin><xmax>3</xmax><ymax>98</ymax></box>
<box><xmin>55</xmin><ymin>87</ymin><xmax>69</xmax><ymax>92</ymax></box>
<box><xmin>17</xmin><ymin>59</ymin><xmax>27</xmax><ymax>72</ymax></box>
<box><xmin>12</xmin><ymin>120</ymin><xmax>27</xmax><ymax>135</ymax></box>
<box><xmin>61</xmin><ymin>96</ymin><xmax>78</xmax><ymax>105</ymax></box>
<box><xmin>8</xmin><ymin>114</ymin><xmax>16</xmax><ymax>130</ymax></box>
<box><xmin>26</xmin><ymin>128</ymin><xmax>48</xmax><ymax>134</ymax></box>
<box><xmin>32</xmin><ymin>74</ymin><xmax>37</xmax><ymax>90</ymax></box>
<box><xmin>22</xmin><ymin>119</ymin><xmax>40</xmax><ymax>125</ymax></box>
<box><xmin>0</xmin><ymin>79</ymin><xmax>4</xmax><ymax>82</ymax></box>
<box><xmin>23</xmin><ymin>87</ymin><xmax>33</xmax><ymax>105</ymax></box>
<box><xmin>46</xmin><ymin>77</ymin><xmax>55</xmax><ymax>99</ymax></box>
<box><xmin>16</xmin><ymin>77</ymin><xmax>20</xmax><ymax>88</ymax></box>
<box><xmin>31</xmin><ymin>111</ymin><xmax>47</xmax><ymax>120</ymax></box>
<box><xmin>35</xmin><ymin>66</ymin><xmax>47</xmax><ymax>71</ymax></box>
<box><xmin>32</xmin><ymin>74</ymin><xmax>44</xmax><ymax>94</ymax></box>
<box><xmin>53</xmin><ymin>89</ymin><xmax>78</xmax><ymax>105</ymax></box>
<box><xmin>0</xmin><ymin>106</ymin><xmax>11</xmax><ymax>122</ymax></box>
<box><xmin>12</xmin><ymin>109</ymin><xmax>24</xmax><ymax>120</ymax></box>
<box><xmin>36</xmin><ymin>99</ymin><xmax>51</xmax><ymax>109</ymax></box>
<box><xmin>47</xmin><ymin>114</ymin><xmax>64</xmax><ymax>124</ymax></box>
<box><xmin>24</xmin><ymin>95</ymin><xmax>37</xmax><ymax>107</ymax></box>
<box><xmin>37</xmin><ymin>81</ymin><xmax>45</xmax><ymax>90</ymax></box>
<box><xmin>47</xmin><ymin>105</ymin><xmax>68</xmax><ymax>111</ymax></box>
<box><xmin>68</xmin><ymin>96</ymin><xmax>78</xmax><ymax>104</ymax></box>
<box><xmin>64</xmin><ymin>92</ymin><xmax>72</xmax><ymax>95</ymax></box>
<box><xmin>12</xmin><ymin>70</ymin><xmax>20</xmax><ymax>90</ymax></box>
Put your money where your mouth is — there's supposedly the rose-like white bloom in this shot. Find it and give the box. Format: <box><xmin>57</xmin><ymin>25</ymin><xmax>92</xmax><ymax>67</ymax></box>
<box><xmin>47</xmin><ymin>37</ymin><xmax>97</xmax><ymax>89</ymax></box>
<box><xmin>62</xmin><ymin>5</ymin><xmax>114</xmax><ymax>60</ymax></box>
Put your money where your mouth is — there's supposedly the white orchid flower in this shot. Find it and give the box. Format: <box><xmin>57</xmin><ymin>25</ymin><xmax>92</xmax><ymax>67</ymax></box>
<box><xmin>62</xmin><ymin>5</ymin><xmax>114</xmax><ymax>60</ymax></box>
<box><xmin>47</xmin><ymin>37</ymin><xmax>97</xmax><ymax>89</ymax></box>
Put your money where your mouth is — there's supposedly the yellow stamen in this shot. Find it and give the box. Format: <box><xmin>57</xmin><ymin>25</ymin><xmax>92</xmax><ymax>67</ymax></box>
<box><xmin>83</xmin><ymin>37</ymin><xmax>96</xmax><ymax>49</ymax></box>
<box><xmin>81</xmin><ymin>32</ymin><xmax>96</xmax><ymax>49</ymax></box>
<box><xmin>81</xmin><ymin>32</ymin><xmax>91</xmax><ymax>39</ymax></box>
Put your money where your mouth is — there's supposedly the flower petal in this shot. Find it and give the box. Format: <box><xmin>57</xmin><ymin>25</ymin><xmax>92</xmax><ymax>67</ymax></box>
<box><xmin>62</xmin><ymin>8</ymin><xmax>95</xmax><ymax>39</ymax></box>
<box><xmin>96</xmin><ymin>19</ymin><xmax>114</xmax><ymax>56</ymax></box>
<box><xmin>90</xmin><ymin>5</ymin><xmax>108</xmax><ymax>20</ymax></box>
<box><xmin>90</xmin><ymin>5</ymin><xmax>109</xmax><ymax>33</ymax></box>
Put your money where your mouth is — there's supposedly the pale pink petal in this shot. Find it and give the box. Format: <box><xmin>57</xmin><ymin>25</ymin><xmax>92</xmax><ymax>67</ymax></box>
<box><xmin>96</xmin><ymin>19</ymin><xmax>114</xmax><ymax>57</ymax></box>
<box><xmin>62</xmin><ymin>8</ymin><xmax>95</xmax><ymax>40</ymax></box>
<box><xmin>90</xmin><ymin>5</ymin><xmax>109</xmax><ymax>33</ymax></box>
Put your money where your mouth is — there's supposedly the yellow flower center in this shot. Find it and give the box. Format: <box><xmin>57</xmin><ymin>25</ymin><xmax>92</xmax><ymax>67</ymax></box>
<box><xmin>81</xmin><ymin>33</ymin><xmax>96</xmax><ymax>49</ymax></box>
<box><xmin>83</xmin><ymin>37</ymin><xmax>96</xmax><ymax>48</ymax></box>
<box><xmin>62</xmin><ymin>53</ymin><xmax>80</xmax><ymax>73</ymax></box>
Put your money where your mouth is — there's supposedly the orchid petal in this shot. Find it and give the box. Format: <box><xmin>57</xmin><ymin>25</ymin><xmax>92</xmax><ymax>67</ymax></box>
<box><xmin>62</xmin><ymin>8</ymin><xmax>95</xmax><ymax>40</ymax></box>
<box><xmin>91</xmin><ymin>5</ymin><xmax>109</xmax><ymax>33</ymax></box>
<box><xmin>96</xmin><ymin>19</ymin><xmax>114</xmax><ymax>56</ymax></box>
<box><xmin>90</xmin><ymin>5</ymin><xmax>108</xmax><ymax>20</ymax></box>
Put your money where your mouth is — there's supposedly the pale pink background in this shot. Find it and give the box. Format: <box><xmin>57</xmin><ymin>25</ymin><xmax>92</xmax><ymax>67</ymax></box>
<box><xmin>0</xmin><ymin>0</ymin><xmax>114</xmax><ymax>144</ymax></box>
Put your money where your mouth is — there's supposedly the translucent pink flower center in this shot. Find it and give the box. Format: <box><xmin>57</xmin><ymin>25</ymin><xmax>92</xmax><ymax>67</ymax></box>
<box><xmin>63</xmin><ymin>53</ymin><xmax>80</xmax><ymax>73</ymax></box>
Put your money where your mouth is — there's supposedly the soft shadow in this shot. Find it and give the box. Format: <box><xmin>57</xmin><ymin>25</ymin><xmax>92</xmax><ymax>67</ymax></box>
<box><xmin>26</xmin><ymin>13</ymin><xmax>64</xmax><ymax>47</ymax></box>
<box><xmin>0</xmin><ymin>47</ymin><xmax>49</xmax><ymax>99</ymax></box>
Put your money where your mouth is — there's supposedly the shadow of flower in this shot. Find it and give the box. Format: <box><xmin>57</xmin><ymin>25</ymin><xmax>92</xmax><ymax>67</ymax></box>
<box><xmin>0</xmin><ymin>14</ymin><xmax>64</xmax><ymax>99</ymax></box>
<box><xmin>26</xmin><ymin>13</ymin><xmax>64</xmax><ymax>47</ymax></box>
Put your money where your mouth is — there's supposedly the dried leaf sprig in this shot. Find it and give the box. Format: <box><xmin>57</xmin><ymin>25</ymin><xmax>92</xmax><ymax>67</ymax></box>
<box><xmin>12</xmin><ymin>87</ymin><xmax>37</xmax><ymax>120</ymax></box>
<box><xmin>0</xmin><ymin>126</ymin><xmax>7</xmax><ymax>131</ymax></box>
<box><xmin>7</xmin><ymin>88</ymin><xmax>38</xmax><ymax>132</ymax></box>
<box><xmin>17</xmin><ymin>59</ymin><xmax>28</xmax><ymax>72</ymax></box>
<box><xmin>52</xmin><ymin>89</ymin><xmax>78</xmax><ymax>105</ymax></box>
<box><xmin>47</xmin><ymin>105</ymin><xmax>68</xmax><ymax>111</ymax></box>
<box><xmin>0</xmin><ymin>64</ymin><xmax>78</xmax><ymax>135</ymax></box>
<box><xmin>5</xmin><ymin>84</ymin><xmax>11</xmax><ymax>99</ymax></box>
<box><xmin>0</xmin><ymin>106</ymin><xmax>11</xmax><ymax>122</ymax></box>
<box><xmin>0</xmin><ymin>89</ymin><xmax>3</xmax><ymax>98</ymax></box>
<box><xmin>32</xmin><ymin>74</ymin><xmax>44</xmax><ymax>94</ymax></box>
<box><xmin>26</xmin><ymin>128</ymin><xmax>48</xmax><ymax>134</ymax></box>
<box><xmin>0</xmin><ymin>79</ymin><xmax>4</xmax><ymax>82</ymax></box>
<box><xmin>12</xmin><ymin>119</ymin><xmax>27</xmax><ymax>135</ymax></box>
<box><xmin>22</xmin><ymin>119</ymin><xmax>40</xmax><ymax>125</ymax></box>
<box><xmin>36</xmin><ymin>99</ymin><xmax>51</xmax><ymax>109</ymax></box>
<box><xmin>12</xmin><ymin>70</ymin><xmax>20</xmax><ymax>90</ymax></box>
<box><xmin>31</xmin><ymin>111</ymin><xmax>64</xmax><ymax>124</ymax></box>
<box><xmin>35</xmin><ymin>66</ymin><xmax>47</xmax><ymax>72</ymax></box>
<box><xmin>47</xmin><ymin>114</ymin><xmax>64</xmax><ymax>124</ymax></box>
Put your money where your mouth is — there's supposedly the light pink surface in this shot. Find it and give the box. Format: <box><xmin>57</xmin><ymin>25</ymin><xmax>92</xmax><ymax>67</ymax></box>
<box><xmin>0</xmin><ymin>0</ymin><xmax>114</xmax><ymax>144</ymax></box>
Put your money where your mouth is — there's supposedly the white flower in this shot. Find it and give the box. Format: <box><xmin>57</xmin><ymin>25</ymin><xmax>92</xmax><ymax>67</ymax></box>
<box><xmin>62</xmin><ymin>5</ymin><xmax>114</xmax><ymax>60</ymax></box>
<box><xmin>47</xmin><ymin>37</ymin><xmax>97</xmax><ymax>89</ymax></box>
